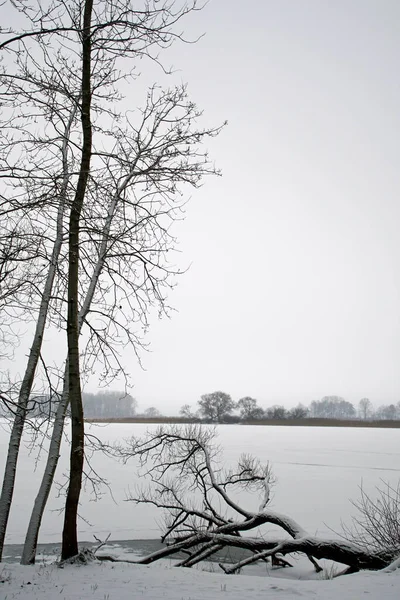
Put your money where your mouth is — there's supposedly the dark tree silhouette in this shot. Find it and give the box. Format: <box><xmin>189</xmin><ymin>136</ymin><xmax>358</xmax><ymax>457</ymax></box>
<box><xmin>198</xmin><ymin>391</ymin><xmax>236</xmax><ymax>423</ymax></box>
<box><xmin>237</xmin><ymin>397</ymin><xmax>264</xmax><ymax>420</ymax></box>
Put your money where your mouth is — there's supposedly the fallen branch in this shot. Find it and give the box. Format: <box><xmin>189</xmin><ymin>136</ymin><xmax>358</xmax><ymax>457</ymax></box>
<box><xmin>203</xmin><ymin>532</ymin><xmax>400</xmax><ymax>571</ymax></box>
<box><xmin>116</xmin><ymin>425</ymin><xmax>400</xmax><ymax>575</ymax></box>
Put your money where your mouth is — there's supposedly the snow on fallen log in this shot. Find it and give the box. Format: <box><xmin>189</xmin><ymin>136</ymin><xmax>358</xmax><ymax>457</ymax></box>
<box><xmin>112</xmin><ymin>424</ymin><xmax>400</xmax><ymax>576</ymax></box>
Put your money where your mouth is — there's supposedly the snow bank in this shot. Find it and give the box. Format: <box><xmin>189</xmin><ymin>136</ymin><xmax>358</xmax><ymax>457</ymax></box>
<box><xmin>1</xmin><ymin>560</ymin><xmax>399</xmax><ymax>600</ymax></box>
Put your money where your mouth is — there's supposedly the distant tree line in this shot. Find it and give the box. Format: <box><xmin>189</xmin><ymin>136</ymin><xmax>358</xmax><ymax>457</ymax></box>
<box><xmin>2</xmin><ymin>390</ymin><xmax>398</xmax><ymax>423</ymax></box>
<box><xmin>82</xmin><ymin>391</ymin><xmax>137</xmax><ymax>418</ymax></box>
<box><xmin>180</xmin><ymin>393</ymin><xmax>400</xmax><ymax>424</ymax></box>
<box><xmin>0</xmin><ymin>391</ymin><xmax>138</xmax><ymax>419</ymax></box>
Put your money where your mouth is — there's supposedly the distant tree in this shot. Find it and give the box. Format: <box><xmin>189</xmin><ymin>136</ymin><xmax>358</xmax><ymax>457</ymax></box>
<box><xmin>288</xmin><ymin>404</ymin><xmax>309</xmax><ymax>419</ymax></box>
<box><xmin>310</xmin><ymin>396</ymin><xmax>355</xmax><ymax>419</ymax></box>
<box><xmin>198</xmin><ymin>391</ymin><xmax>235</xmax><ymax>423</ymax></box>
<box><xmin>179</xmin><ymin>404</ymin><xmax>196</xmax><ymax>419</ymax></box>
<box><xmin>237</xmin><ymin>397</ymin><xmax>264</xmax><ymax>420</ymax></box>
<box><xmin>358</xmin><ymin>398</ymin><xmax>373</xmax><ymax>420</ymax></box>
<box><xmin>375</xmin><ymin>404</ymin><xmax>399</xmax><ymax>420</ymax></box>
<box><xmin>83</xmin><ymin>391</ymin><xmax>137</xmax><ymax>418</ymax></box>
<box><xmin>265</xmin><ymin>405</ymin><xmax>287</xmax><ymax>420</ymax></box>
<box><xmin>144</xmin><ymin>406</ymin><xmax>161</xmax><ymax>418</ymax></box>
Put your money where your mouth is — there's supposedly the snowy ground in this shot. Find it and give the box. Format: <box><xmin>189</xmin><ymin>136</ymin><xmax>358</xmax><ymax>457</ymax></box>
<box><xmin>1</xmin><ymin>559</ymin><xmax>399</xmax><ymax>600</ymax></box>
<box><xmin>1</xmin><ymin>422</ymin><xmax>399</xmax><ymax>597</ymax></box>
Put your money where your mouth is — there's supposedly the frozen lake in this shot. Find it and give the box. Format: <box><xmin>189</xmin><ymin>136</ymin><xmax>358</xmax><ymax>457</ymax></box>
<box><xmin>1</xmin><ymin>421</ymin><xmax>399</xmax><ymax>549</ymax></box>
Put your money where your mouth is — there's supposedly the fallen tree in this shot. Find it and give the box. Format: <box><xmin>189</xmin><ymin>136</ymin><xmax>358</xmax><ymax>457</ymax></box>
<box><xmin>114</xmin><ymin>425</ymin><xmax>400</xmax><ymax>575</ymax></box>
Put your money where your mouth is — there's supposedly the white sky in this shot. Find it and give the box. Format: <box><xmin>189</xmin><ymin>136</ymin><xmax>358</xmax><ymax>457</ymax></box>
<box><xmin>8</xmin><ymin>1</ymin><xmax>400</xmax><ymax>414</ymax></box>
<box><xmin>115</xmin><ymin>0</ymin><xmax>400</xmax><ymax>413</ymax></box>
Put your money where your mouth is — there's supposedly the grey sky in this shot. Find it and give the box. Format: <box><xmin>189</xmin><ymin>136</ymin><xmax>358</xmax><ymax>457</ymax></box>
<box><xmin>10</xmin><ymin>1</ymin><xmax>399</xmax><ymax>413</ymax></box>
<box><xmin>120</xmin><ymin>0</ymin><xmax>400</xmax><ymax>413</ymax></box>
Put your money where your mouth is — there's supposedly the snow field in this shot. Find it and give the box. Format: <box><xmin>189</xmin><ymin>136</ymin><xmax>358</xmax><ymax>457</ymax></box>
<box><xmin>1</xmin><ymin>559</ymin><xmax>399</xmax><ymax>600</ymax></box>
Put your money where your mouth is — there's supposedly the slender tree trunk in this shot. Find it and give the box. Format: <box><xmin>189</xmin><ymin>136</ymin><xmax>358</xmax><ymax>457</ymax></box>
<box><xmin>0</xmin><ymin>117</ymin><xmax>70</xmax><ymax>559</ymax></box>
<box><xmin>20</xmin><ymin>378</ymin><xmax>69</xmax><ymax>564</ymax></box>
<box><xmin>17</xmin><ymin>106</ymin><xmax>78</xmax><ymax>565</ymax></box>
<box><xmin>0</xmin><ymin>238</ymin><xmax>62</xmax><ymax>563</ymax></box>
<box><xmin>22</xmin><ymin>114</ymin><xmax>139</xmax><ymax>563</ymax></box>
<box><xmin>4</xmin><ymin>102</ymin><xmax>77</xmax><ymax>566</ymax></box>
<box><xmin>61</xmin><ymin>0</ymin><xmax>93</xmax><ymax>561</ymax></box>
<box><xmin>21</xmin><ymin>180</ymin><xmax>122</xmax><ymax>564</ymax></box>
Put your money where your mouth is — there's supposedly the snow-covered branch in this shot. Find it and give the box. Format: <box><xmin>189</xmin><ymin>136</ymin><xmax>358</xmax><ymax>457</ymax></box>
<box><xmin>117</xmin><ymin>425</ymin><xmax>400</xmax><ymax>575</ymax></box>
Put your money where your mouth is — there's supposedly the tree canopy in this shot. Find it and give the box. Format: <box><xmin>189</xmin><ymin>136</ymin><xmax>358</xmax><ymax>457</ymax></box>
<box><xmin>197</xmin><ymin>391</ymin><xmax>236</xmax><ymax>423</ymax></box>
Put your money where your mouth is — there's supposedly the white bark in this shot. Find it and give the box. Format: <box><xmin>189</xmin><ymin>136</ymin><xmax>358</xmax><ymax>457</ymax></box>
<box><xmin>20</xmin><ymin>378</ymin><xmax>69</xmax><ymax>564</ymax></box>
<box><xmin>0</xmin><ymin>240</ymin><xmax>62</xmax><ymax>560</ymax></box>
<box><xmin>0</xmin><ymin>101</ymin><xmax>78</xmax><ymax>561</ymax></box>
<box><xmin>0</xmin><ymin>116</ymin><xmax>72</xmax><ymax>559</ymax></box>
<box><xmin>20</xmin><ymin>163</ymin><xmax>137</xmax><ymax>564</ymax></box>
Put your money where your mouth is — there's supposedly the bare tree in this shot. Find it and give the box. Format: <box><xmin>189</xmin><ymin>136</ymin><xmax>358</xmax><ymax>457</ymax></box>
<box><xmin>288</xmin><ymin>404</ymin><xmax>309</xmax><ymax>419</ymax></box>
<box><xmin>375</xmin><ymin>404</ymin><xmax>399</xmax><ymax>420</ymax></box>
<box><xmin>82</xmin><ymin>391</ymin><xmax>137</xmax><ymax>419</ymax></box>
<box><xmin>237</xmin><ymin>397</ymin><xmax>264</xmax><ymax>421</ymax></box>
<box><xmin>113</xmin><ymin>425</ymin><xmax>400</xmax><ymax>574</ymax></box>
<box><xmin>0</xmin><ymin>224</ymin><xmax>41</xmax><ymax>361</ymax></box>
<box><xmin>310</xmin><ymin>396</ymin><xmax>356</xmax><ymax>419</ymax></box>
<box><xmin>358</xmin><ymin>398</ymin><xmax>373</xmax><ymax>420</ymax></box>
<box><xmin>342</xmin><ymin>480</ymin><xmax>400</xmax><ymax>553</ymax></box>
<box><xmin>0</xmin><ymin>0</ymin><xmax>223</xmax><ymax>564</ymax></box>
<box><xmin>143</xmin><ymin>407</ymin><xmax>162</xmax><ymax>418</ymax></box>
<box><xmin>198</xmin><ymin>391</ymin><xmax>236</xmax><ymax>423</ymax></box>
<box><xmin>0</xmin><ymin>78</ymin><xmax>78</xmax><ymax>559</ymax></box>
<box><xmin>179</xmin><ymin>404</ymin><xmax>197</xmax><ymax>419</ymax></box>
<box><xmin>265</xmin><ymin>405</ymin><xmax>287</xmax><ymax>419</ymax></box>
<box><xmin>20</xmin><ymin>80</ymin><xmax>222</xmax><ymax>564</ymax></box>
<box><xmin>59</xmin><ymin>0</ymin><xmax>93</xmax><ymax>562</ymax></box>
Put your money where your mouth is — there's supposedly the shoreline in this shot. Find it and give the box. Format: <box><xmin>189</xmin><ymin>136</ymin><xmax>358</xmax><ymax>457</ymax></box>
<box><xmin>84</xmin><ymin>417</ymin><xmax>400</xmax><ymax>428</ymax></box>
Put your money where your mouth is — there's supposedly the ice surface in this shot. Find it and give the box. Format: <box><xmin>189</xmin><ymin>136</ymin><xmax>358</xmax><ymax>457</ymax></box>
<box><xmin>0</xmin><ymin>422</ymin><xmax>399</xmax><ymax>546</ymax></box>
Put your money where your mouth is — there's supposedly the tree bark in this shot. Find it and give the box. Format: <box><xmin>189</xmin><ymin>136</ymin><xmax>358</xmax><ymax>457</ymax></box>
<box><xmin>20</xmin><ymin>103</ymin><xmax>78</xmax><ymax>565</ymax></box>
<box><xmin>61</xmin><ymin>0</ymin><xmax>93</xmax><ymax>561</ymax></box>
<box><xmin>132</xmin><ymin>531</ymin><xmax>399</xmax><ymax>572</ymax></box>
<box><xmin>22</xmin><ymin>100</ymin><xmax>133</xmax><ymax>564</ymax></box>
<box><xmin>0</xmin><ymin>128</ymin><xmax>68</xmax><ymax>561</ymax></box>
<box><xmin>203</xmin><ymin>533</ymin><xmax>400</xmax><ymax>572</ymax></box>
<box><xmin>20</xmin><ymin>377</ymin><xmax>69</xmax><ymax>564</ymax></box>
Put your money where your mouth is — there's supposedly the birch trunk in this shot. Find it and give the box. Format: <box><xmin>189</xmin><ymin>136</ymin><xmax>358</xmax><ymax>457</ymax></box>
<box><xmin>0</xmin><ymin>104</ymin><xmax>73</xmax><ymax>560</ymax></box>
<box><xmin>20</xmin><ymin>374</ymin><xmax>69</xmax><ymax>565</ymax></box>
<box><xmin>0</xmin><ymin>226</ymin><xmax>63</xmax><ymax>561</ymax></box>
<box><xmin>20</xmin><ymin>168</ymin><xmax>137</xmax><ymax>563</ymax></box>
<box><xmin>21</xmin><ymin>99</ymin><xmax>141</xmax><ymax>563</ymax></box>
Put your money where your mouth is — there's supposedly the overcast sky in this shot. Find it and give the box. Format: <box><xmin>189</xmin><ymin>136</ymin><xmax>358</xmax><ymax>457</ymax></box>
<box><xmin>34</xmin><ymin>1</ymin><xmax>400</xmax><ymax>413</ymax></box>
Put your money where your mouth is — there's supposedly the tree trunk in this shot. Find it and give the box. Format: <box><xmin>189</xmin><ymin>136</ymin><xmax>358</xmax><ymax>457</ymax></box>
<box><xmin>20</xmin><ymin>379</ymin><xmax>69</xmax><ymax>564</ymax></box>
<box><xmin>61</xmin><ymin>0</ymin><xmax>93</xmax><ymax>561</ymax></box>
<box><xmin>21</xmin><ymin>184</ymin><xmax>119</xmax><ymax>562</ymax></box>
<box><xmin>203</xmin><ymin>533</ymin><xmax>400</xmax><ymax>572</ymax></box>
<box><xmin>22</xmin><ymin>99</ymin><xmax>140</xmax><ymax>563</ymax></box>
<box><xmin>0</xmin><ymin>141</ymin><xmax>68</xmax><ymax>561</ymax></box>
<box><xmin>22</xmin><ymin>118</ymin><xmax>126</xmax><ymax>564</ymax></box>
<box><xmin>16</xmin><ymin>104</ymin><xmax>77</xmax><ymax>566</ymax></box>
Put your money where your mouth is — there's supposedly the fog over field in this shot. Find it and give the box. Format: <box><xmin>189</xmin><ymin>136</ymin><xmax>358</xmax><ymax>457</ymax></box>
<box><xmin>4</xmin><ymin>0</ymin><xmax>400</xmax><ymax>415</ymax></box>
<box><xmin>1</xmin><ymin>1</ymin><xmax>400</xmax><ymax>598</ymax></box>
